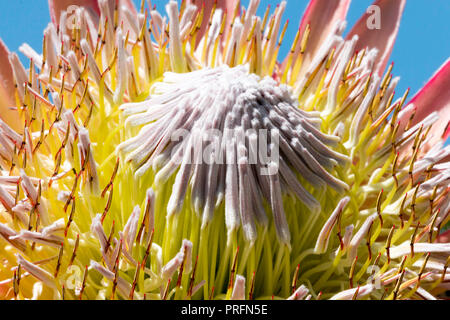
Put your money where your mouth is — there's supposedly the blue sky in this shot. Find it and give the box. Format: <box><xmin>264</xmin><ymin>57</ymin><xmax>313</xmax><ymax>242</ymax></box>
<box><xmin>0</xmin><ymin>0</ymin><xmax>449</xmax><ymax>99</ymax></box>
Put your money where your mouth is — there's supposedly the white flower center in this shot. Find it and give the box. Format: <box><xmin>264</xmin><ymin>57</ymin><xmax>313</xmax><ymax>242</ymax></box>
<box><xmin>118</xmin><ymin>65</ymin><xmax>349</xmax><ymax>244</ymax></box>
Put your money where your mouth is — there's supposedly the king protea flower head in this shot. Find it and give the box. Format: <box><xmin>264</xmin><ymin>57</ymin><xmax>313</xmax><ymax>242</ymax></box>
<box><xmin>0</xmin><ymin>0</ymin><xmax>448</xmax><ymax>300</ymax></box>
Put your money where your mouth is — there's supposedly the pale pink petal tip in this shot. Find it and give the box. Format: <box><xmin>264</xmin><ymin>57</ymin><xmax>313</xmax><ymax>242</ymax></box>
<box><xmin>400</xmin><ymin>58</ymin><xmax>450</xmax><ymax>143</ymax></box>
<box><xmin>287</xmin><ymin>0</ymin><xmax>351</xmax><ymax>77</ymax></box>
<box><xmin>190</xmin><ymin>0</ymin><xmax>240</xmax><ymax>44</ymax></box>
<box><xmin>48</xmin><ymin>0</ymin><xmax>100</xmax><ymax>25</ymax></box>
<box><xmin>0</xmin><ymin>38</ymin><xmax>21</xmax><ymax>131</ymax></box>
<box><xmin>0</xmin><ymin>38</ymin><xmax>15</xmax><ymax>102</ymax></box>
<box><xmin>123</xmin><ymin>0</ymin><xmax>137</xmax><ymax>13</ymax></box>
<box><xmin>347</xmin><ymin>0</ymin><xmax>406</xmax><ymax>77</ymax></box>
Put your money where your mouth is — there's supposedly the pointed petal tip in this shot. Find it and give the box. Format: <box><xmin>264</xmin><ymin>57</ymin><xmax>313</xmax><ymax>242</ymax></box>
<box><xmin>300</xmin><ymin>0</ymin><xmax>351</xmax><ymax>34</ymax></box>
<box><xmin>286</xmin><ymin>0</ymin><xmax>351</xmax><ymax>77</ymax></box>
<box><xmin>401</xmin><ymin>58</ymin><xmax>450</xmax><ymax>145</ymax></box>
<box><xmin>192</xmin><ymin>0</ymin><xmax>240</xmax><ymax>44</ymax></box>
<box><xmin>48</xmin><ymin>0</ymin><xmax>100</xmax><ymax>25</ymax></box>
<box><xmin>347</xmin><ymin>0</ymin><xmax>406</xmax><ymax>77</ymax></box>
<box><xmin>0</xmin><ymin>38</ymin><xmax>21</xmax><ymax>132</ymax></box>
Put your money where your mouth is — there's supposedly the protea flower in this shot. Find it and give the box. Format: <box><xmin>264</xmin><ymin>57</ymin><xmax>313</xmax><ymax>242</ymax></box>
<box><xmin>0</xmin><ymin>0</ymin><xmax>449</xmax><ymax>301</ymax></box>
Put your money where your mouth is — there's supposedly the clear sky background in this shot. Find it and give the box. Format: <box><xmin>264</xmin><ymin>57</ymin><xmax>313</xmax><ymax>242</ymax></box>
<box><xmin>0</xmin><ymin>0</ymin><xmax>449</xmax><ymax>100</ymax></box>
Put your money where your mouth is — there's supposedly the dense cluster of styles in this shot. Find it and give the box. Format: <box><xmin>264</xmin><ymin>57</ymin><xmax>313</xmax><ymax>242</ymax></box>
<box><xmin>0</xmin><ymin>0</ymin><xmax>448</xmax><ymax>300</ymax></box>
